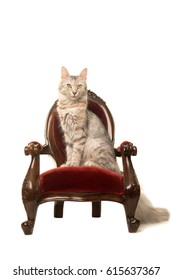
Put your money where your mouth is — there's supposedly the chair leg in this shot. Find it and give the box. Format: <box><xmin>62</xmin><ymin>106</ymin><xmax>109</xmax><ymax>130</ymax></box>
<box><xmin>21</xmin><ymin>201</ymin><xmax>38</xmax><ymax>235</ymax></box>
<box><xmin>54</xmin><ymin>201</ymin><xmax>64</xmax><ymax>218</ymax></box>
<box><xmin>92</xmin><ymin>201</ymin><xmax>101</xmax><ymax>218</ymax></box>
<box><xmin>123</xmin><ymin>192</ymin><xmax>140</xmax><ymax>233</ymax></box>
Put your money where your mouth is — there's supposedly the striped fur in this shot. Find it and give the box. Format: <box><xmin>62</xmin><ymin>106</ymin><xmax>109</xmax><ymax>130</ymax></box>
<box><xmin>57</xmin><ymin>66</ymin><xmax>121</xmax><ymax>173</ymax></box>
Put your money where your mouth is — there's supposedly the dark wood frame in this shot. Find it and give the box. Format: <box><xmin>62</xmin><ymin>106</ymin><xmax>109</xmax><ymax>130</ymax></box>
<box><xmin>21</xmin><ymin>90</ymin><xmax>140</xmax><ymax>235</ymax></box>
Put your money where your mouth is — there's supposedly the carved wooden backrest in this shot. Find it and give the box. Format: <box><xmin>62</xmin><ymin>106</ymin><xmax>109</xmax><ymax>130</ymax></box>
<box><xmin>44</xmin><ymin>90</ymin><xmax>115</xmax><ymax>166</ymax></box>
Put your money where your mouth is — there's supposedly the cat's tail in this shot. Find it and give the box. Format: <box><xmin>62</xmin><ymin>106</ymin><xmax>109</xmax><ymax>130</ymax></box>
<box><xmin>135</xmin><ymin>192</ymin><xmax>170</xmax><ymax>224</ymax></box>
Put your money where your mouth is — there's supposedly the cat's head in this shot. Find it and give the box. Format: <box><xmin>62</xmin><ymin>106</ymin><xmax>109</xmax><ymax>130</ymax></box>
<box><xmin>59</xmin><ymin>66</ymin><xmax>87</xmax><ymax>102</ymax></box>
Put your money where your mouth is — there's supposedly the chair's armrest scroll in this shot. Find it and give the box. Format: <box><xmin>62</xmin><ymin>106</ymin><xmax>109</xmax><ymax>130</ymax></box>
<box><xmin>22</xmin><ymin>141</ymin><xmax>46</xmax><ymax>206</ymax></box>
<box><xmin>24</xmin><ymin>141</ymin><xmax>48</xmax><ymax>156</ymax></box>
<box><xmin>118</xmin><ymin>142</ymin><xmax>140</xmax><ymax>191</ymax></box>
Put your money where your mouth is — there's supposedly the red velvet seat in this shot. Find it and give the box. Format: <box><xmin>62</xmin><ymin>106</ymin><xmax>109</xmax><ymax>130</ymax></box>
<box><xmin>21</xmin><ymin>90</ymin><xmax>140</xmax><ymax>235</ymax></box>
<box><xmin>39</xmin><ymin>166</ymin><xmax>124</xmax><ymax>194</ymax></box>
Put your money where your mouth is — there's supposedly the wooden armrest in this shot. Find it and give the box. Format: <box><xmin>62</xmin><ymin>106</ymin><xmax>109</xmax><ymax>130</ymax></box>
<box><xmin>24</xmin><ymin>141</ymin><xmax>50</xmax><ymax>156</ymax></box>
<box><xmin>24</xmin><ymin>141</ymin><xmax>43</xmax><ymax>156</ymax></box>
<box><xmin>115</xmin><ymin>141</ymin><xmax>136</xmax><ymax>157</ymax></box>
<box><xmin>116</xmin><ymin>141</ymin><xmax>137</xmax><ymax>155</ymax></box>
<box><xmin>119</xmin><ymin>142</ymin><xmax>139</xmax><ymax>190</ymax></box>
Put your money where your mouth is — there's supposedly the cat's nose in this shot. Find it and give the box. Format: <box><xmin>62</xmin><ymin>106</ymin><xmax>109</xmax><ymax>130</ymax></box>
<box><xmin>73</xmin><ymin>91</ymin><xmax>77</xmax><ymax>96</ymax></box>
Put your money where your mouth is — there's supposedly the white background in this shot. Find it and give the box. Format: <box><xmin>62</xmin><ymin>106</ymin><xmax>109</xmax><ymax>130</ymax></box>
<box><xmin>0</xmin><ymin>0</ymin><xmax>173</xmax><ymax>279</ymax></box>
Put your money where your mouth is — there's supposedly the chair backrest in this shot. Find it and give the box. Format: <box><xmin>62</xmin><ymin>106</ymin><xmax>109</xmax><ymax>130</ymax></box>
<box><xmin>45</xmin><ymin>90</ymin><xmax>115</xmax><ymax>166</ymax></box>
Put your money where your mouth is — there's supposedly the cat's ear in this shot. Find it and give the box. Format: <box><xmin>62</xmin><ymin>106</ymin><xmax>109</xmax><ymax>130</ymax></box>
<box><xmin>61</xmin><ymin>66</ymin><xmax>70</xmax><ymax>79</ymax></box>
<box><xmin>80</xmin><ymin>68</ymin><xmax>87</xmax><ymax>80</ymax></box>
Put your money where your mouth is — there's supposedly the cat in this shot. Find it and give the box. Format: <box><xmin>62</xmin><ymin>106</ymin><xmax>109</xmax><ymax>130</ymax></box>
<box><xmin>57</xmin><ymin>66</ymin><xmax>121</xmax><ymax>174</ymax></box>
<box><xmin>57</xmin><ymin>66</ymin><xmax>170</xmax><ymax>224</ymax></box>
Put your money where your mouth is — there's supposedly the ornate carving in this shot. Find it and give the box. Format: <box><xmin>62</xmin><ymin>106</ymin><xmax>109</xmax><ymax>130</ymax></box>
<box><xmin>22</xmin><ymin>177</ymin><xmax>38</xmax><ymax>202</ymax></box>
<box><xmin>121</xmin><ymin>142</ymin><xmax>137</xmax><ymax>156</ymax></box>
<box><xmin>88</xmin><ymin>90</ymin><xmax>106</xmax><ymax>105</ymax></box>
<box><xmin>24</xmin><ymin>141</ymin><xmax>43</xmax><ymax>156</ymax></box>
<box><xmin>22</xmin><ymin>186</ymin><xmax>30</xmax><ymax>202</ymax></box>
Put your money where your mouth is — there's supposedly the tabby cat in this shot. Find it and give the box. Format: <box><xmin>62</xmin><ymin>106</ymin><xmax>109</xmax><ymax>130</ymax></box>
<box><xmin>57</xmin><ymin>66</ymin><xmax>121</xmax><ymax>174</ymax></box>
<box><xmin>57</xmin><ymin>66</ymin><xmax>170</xmax><ymax>224</ymax></box>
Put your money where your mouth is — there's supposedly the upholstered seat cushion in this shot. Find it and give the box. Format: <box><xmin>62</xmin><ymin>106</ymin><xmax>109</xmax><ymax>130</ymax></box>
<box><xmin>39</xmin><ymin>166</ymin><xmax>124</xmax><ymax>194</ymax></box>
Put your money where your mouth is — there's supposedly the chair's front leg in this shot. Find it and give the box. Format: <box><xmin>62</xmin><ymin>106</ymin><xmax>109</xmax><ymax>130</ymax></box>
<box><xmin>21</xmin><ymin>143</ymin><xmax>41</xmax><ymax>235</ymax></box>
<box><xmin>120</xmin><ymin>142</ymin><xmax>140</xmax><ymax>232</ymax></box>
<box><xmin>123</xmin><ymin>186</ymin><xmax>140</xmax><ymax>233</ymax></box>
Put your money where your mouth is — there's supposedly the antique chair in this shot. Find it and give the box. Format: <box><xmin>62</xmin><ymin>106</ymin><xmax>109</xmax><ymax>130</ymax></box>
<box><xmin>21</xmin><ymin>90</ymin><xmax>140</xmax><ymax>235</ymax></box>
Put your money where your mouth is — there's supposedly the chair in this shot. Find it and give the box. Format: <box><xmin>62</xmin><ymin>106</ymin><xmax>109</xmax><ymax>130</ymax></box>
<box><xmin>21</xmin><ymin>90</ymin><xmax>140</xmax><ymax>235</ymax></box>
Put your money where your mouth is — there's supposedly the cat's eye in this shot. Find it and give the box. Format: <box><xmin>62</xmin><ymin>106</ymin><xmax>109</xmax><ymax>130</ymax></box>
<box><xmin>67</xmin><ymin>83</ymin><xmax>72</xmax><ymax>88</ymax></box>
<box><xmin>78</xmin><ymin>84</ymin><xmax>83</xmax><ymax>88</ymax></box>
